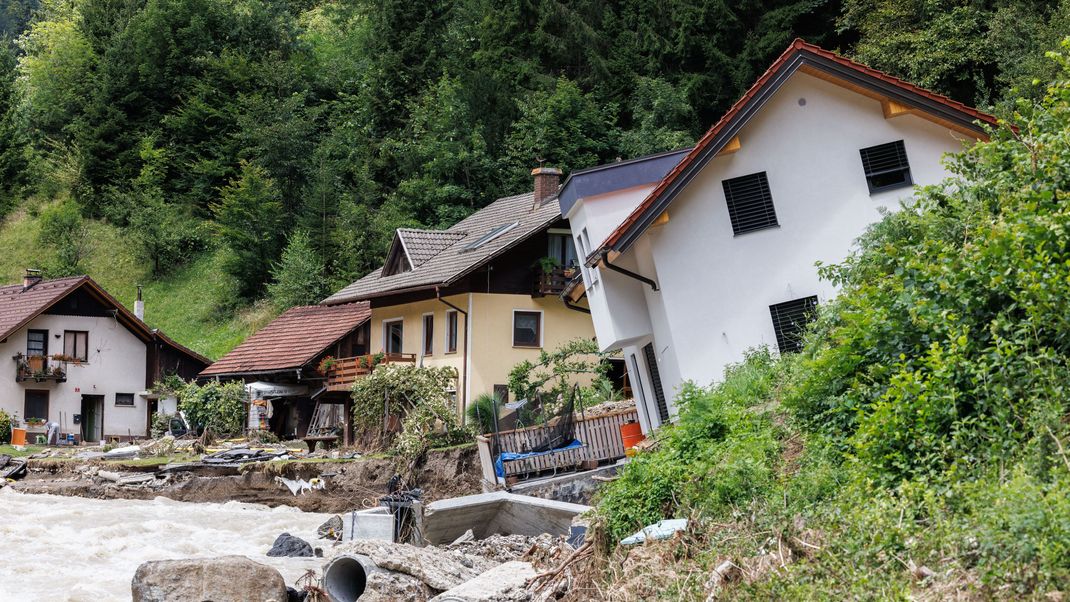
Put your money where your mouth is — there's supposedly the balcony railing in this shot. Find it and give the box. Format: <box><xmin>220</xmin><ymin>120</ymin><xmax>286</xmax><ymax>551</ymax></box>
<box><xmin>14</xmin><ymin>353</ymin><xmax>67</xmax><ymax>383</ymax></box>
<box><xmin>324</xmin><ymin>353</ymin><xmax>417</xmax><ymax>392</ymax></box>
<box><xmin>534</xmin><ymin>266</ymin><xmax>578</xmax><ymax>296</ymax></box>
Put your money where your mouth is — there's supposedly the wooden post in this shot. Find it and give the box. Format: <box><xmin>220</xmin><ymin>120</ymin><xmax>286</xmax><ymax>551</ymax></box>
<box><xmin>344</xmin><ymin>398</ymin><xmax>353</xmax><ymax>447</ymax></box>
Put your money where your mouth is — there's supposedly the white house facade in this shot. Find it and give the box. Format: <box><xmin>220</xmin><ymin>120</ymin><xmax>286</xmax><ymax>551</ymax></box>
<box><xmin>0</xmin><ymin>274</ymin><xmax>209</xmax><ymax>442</ymax></box>
<box><xmin>560</xmin><ymin>40</ymin><xmax>999</xmax><ymax>433</ymax></box>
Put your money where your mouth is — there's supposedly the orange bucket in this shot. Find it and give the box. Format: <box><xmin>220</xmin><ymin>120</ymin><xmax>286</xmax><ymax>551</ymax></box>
<box><xmin>619</xmin><ymin>421</ymin><xmax>645</xmax><ymax>450</ymax></box>
<box><xmin>10</xmin><ymin>428</ymin><xmax>27</xmax><ymax>446</ymax></box>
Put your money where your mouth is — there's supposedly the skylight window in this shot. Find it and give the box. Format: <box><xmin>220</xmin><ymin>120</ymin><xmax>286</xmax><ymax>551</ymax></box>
<box><xmin>462</xmin><ymin>222</ymin><xmax>518</xmax><ymax>251</ymax></box>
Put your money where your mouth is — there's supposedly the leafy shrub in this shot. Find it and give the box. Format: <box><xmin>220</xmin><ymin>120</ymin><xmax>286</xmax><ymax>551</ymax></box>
<box><xmin>178</xmin><ymin>380</ymin><xmax>246</xmax><ymax>436</ymax></box>
<box><xmin>0</xmin><ymin>409</ymin><xmax>11</xmax><ymax>443</ymax></box>
<box><xmin>351</xmin><ymin>364</ymin><xmax>469</xmax><ymax>456</ymax></box>
<box><xmin>466</xmin><ymin>393</ymin><xmax>500</xmax><ymax>436</ymax></box>
<box><xmin>596</xmin><ymin>350</ymin><xmax>784</xmax><ymax>541</ymax></box>
<box><xmin>508</xmin><ymin>338</ymin><xmax>608</xmax><ymax>410</ymax></box>
<box><xmin>150</xmin><ymin>412</ymin><xmax>173</xmax><ymax>438</ymax></box>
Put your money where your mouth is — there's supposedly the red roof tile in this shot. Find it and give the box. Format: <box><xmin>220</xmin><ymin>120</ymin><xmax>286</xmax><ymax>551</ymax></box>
<box><xmin>599</xmin><ymin>39</ymin><xmax>1001</xmax><ymax>252</ymax></box>
<box><xmin>0</xmin><ymin>276</ymin><xmax>89</xmax><ymax>341</ymax></box>
<box><xmin>199</xmin><ymin>302</ymin><xmax>370</xmax><ymax>377</ymax></box>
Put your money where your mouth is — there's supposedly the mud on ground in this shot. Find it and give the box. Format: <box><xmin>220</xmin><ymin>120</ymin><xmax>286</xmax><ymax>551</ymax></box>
<box><xmin>11</xmin><ymin>445</ymin><xmax>483</xmax><ymax>512</ymax></box>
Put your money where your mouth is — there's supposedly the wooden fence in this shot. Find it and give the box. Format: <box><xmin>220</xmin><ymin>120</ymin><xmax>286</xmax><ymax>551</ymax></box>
<box><xmin>476</xmin><ymin>408</ymin><xmax>639</xmax><ymax>483</ymax></box>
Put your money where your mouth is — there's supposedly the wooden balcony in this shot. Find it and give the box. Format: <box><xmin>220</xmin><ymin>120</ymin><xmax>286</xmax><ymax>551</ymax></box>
<box><xmin>534</xmin><ymin>266</ymin><xmax>579</xmax><ymax>297</ymax></box>
<box><xmin>325</xmin><ymin>353</ymin><xmax>417</xmax><ymax>392</ymax></box>
<box><xmin>14</xmin><ymin>354</ymin><xmax>67</xmax><ymax>384</ymax></box>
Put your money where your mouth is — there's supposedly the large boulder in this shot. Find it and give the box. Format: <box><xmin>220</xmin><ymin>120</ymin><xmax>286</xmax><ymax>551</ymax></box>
<box><xmin>267</xmin><ymin>533</ymin><xmax>314</xmax><ymax>557</ymax></box>
<box><xmin>131</xmin><ymin>555</ymin><xmax>288</xmax><ymax>602</ymax></box>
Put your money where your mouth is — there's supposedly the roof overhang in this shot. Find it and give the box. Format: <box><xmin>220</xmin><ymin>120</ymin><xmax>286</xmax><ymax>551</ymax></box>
<box><xmin>599</xmin><ymin>39</ymin><xmax>1001</xmax><ymax>257</ymax></box>
<box><xmin>557</xmin><ymin>148</ymin><xmax>693</xmax><ymax>218</ymax></box>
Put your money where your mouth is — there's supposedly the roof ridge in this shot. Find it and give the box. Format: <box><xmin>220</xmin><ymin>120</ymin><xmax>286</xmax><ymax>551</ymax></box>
<box><xmin>598</xmin><ymin>39</ymin><xmax>1000</xmax><ymax>253</ymax></box>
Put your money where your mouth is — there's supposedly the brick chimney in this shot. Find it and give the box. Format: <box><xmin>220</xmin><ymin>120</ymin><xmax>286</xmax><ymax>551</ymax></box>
<box><xmin>531</xmin><ymin>166</ymin><xmax>562</xmax><ymax>209</ymax></box>
<box><xmin>134</xmin><ymin>285</ymin><xmax>145</xmax><ymax>321</ymax></box>
<box><xmin>22</xmin><ymin>268</ymin><xmax>42</xmax><ymax>290</ymax></box>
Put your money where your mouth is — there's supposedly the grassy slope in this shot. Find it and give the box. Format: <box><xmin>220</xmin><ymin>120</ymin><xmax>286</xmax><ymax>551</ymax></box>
<box><xmin>0</xmin><ymin>207</ymin><xmax>277</xmax><ymax>360</ymax></box>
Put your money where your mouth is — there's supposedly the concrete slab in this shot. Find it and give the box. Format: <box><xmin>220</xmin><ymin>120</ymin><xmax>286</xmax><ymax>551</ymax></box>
<box><xmin>429</xmin><ymin>561</ymin><xmax>536</xmax><ymax>602</ymax></box>
<box><xmin>422</xmin><ymin>491</ymin><xmax>590</xmax><ymax>545</ymax></box>
<box><xmin>342</xmin><ymin>508</ymin><xmax>394</xmax><ymax>542</ymax></box>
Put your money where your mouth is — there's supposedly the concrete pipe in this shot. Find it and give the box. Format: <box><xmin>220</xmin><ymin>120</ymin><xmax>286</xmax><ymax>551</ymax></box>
<box><xmin>322</xmin><ymin>554</ymin><xmax>377</xmax><ymax>602</ymax></box>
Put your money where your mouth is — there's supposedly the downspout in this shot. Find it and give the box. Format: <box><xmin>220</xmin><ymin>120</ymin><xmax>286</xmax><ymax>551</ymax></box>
<box><xmin>436</xmin><ymin>287</ymin><xmax>470</xmax><ymax>417</ymax></box>
<box><xmin>562</xmin><ymin>296</ymin><xmax>590</xmax><ymax>314</ymax></box>
<box><xmin>600</xmin><ymin>250</ymin><xmax>658</xmax><ymax>291</ymax></box>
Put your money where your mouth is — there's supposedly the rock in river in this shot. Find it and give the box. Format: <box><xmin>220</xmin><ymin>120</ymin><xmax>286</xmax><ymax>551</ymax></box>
<box><xmin>267</xmin><ymin>532</ymin><xmax>314</xmax><ymax>557</ymax></box>
<box><xmin>131</xmin><ymin>555</ymin><xmax>288</xmax><ymax>602</ymax></box>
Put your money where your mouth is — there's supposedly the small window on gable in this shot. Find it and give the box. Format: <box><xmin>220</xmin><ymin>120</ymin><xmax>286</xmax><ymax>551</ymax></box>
<box><xmin>769</xmin><ymin>296</ymin><xmax>818</xmax><ymax>354</ymax></box>
<box><xmin>382</xmin><ymin>242</ymin><xmax>412</xmax><ymax>277</ymax></box>
<box><xmin>722</xmin><ymin>172</ymin><xmax>778</xmax><ymax>235</ymax></box>
<box><xmin>859</xmin><ymin>140</ymin><xmax>912</xmax><ymax>193</ymax></box>
<box><xmin>115</xmin><ymin>393</ymin><xmax>135</xmax><ymax>407</ymax></box>
<box><xmin>463</xmin><ymin>222</ymin><xmax>518</xmax><ymax>252</ymax></box>
<box><xmin>64</xmin><ymin>330</ymin><xmax>88</xmax><ymax>361</ymax></box>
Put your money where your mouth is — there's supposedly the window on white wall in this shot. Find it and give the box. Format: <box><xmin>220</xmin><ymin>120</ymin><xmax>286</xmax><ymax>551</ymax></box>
<box><xmin>115</xmin><ymin>393</ymin><xmax>135</xmax><ymax>407</ymax></box>
<box><xmin>769</xmin><ymin>296</ymin><xmax>819</xmax><ymax>354</ymax></box>
<box><xmin>722</xmin><ymin>171</ymin><xmax>779</xmax><ymax>235</ymax></box>
<box><xmin>859</xmin><ymin>140</ymin><xmax>912</xmax><ymax>193</ymax></box>
<box><xmin>64</xmin><ymin>330</ymin><xmax>88</xmax><ymax>361</ymax></box>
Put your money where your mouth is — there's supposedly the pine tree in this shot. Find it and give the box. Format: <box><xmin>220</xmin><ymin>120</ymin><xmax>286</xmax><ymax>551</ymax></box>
<box><xmin>268</xmin><ymin>230</ymin><xmax>328</xmax><ymax>310</ymax></box>
<box><xmin>212</xmin><ymin>161</ymin><xmax>284</xmax><ymax>300</ymax></box>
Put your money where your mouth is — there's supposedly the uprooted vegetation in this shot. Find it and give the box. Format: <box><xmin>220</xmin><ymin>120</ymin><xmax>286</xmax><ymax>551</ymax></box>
<box><xmin>582</xmin><ymin>47</ymin><xmax>1070</xmax><ymax>600</ymax></box>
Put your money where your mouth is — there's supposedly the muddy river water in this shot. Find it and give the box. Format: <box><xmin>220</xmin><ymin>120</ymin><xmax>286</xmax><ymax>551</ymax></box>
<box><xmin>0</xmin><ymin>488</ymin><xmax>333</xmax><ymax>600</ymax></box>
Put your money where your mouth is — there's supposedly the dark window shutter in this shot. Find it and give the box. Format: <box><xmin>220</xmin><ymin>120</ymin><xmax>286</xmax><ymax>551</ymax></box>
<box><xmin>722</xmin><ymin>172</ymin><xmax>778</xmax><ymax>235</ymax></box>
<box><xmin>642</xmin><ymin>343</ymin><xmax>670</xmax><ymax>423</ymax></box>
<box><xmin>769</xmin><ymin>296</ymin><xmax>818</xmax><ymax>354</ymax></box>
<box><xmin>859</xmin><ymin>140</ymin><xmax>912</xmax><ymax>193</ymax></box>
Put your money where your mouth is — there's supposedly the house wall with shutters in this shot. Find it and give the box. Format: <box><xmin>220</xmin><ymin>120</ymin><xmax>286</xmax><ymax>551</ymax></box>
<box><xmin>638</xmin><ymin>71</ymin><xmax>975</xmax><ymax>399</ymax></box>
<box><xmin>0</xmin><ymin>313</ymin><xmax>149</xmax><ymax>440</ymax></box>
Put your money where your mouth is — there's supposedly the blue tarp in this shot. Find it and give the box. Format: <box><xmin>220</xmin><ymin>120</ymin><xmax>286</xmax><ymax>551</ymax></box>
<box><xmin>494</xmin><ymin>439</ymin><xmax>583</xmax><ymax>478</ymax></box>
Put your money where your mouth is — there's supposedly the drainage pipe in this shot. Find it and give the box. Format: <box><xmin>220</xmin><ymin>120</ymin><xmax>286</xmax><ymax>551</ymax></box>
<box><xmin>600</xmin><ymin>250</ymin><xmax>658</xmax><ymax>291</ymax></box>
<box><xmin>322</xmin><ymin>554</ymin><xmax>378</xmax><ymax>602</ymax></box>
<box><xmin>436</xmin><ymin>287</ymin><xmax>470</xmax><ymax>414</ymax></box>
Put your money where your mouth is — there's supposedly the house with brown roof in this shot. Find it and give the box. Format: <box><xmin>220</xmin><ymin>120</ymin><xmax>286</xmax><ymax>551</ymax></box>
<box><xmin>198</xmin><ymin>302</ymin><xmax>371</xmax><ymax>440</ymax></box>
<box><xmin>322</xmin><ymin>168</ymin><xmax>597</xmax><ymax>414</ymax></box>
<box><xmin>0</xmin><ymin>271</ymin><xmax>209</xmax><ymax>442</ymax></box>
<box><xmin>560</xmin><ymin>40</ymin><xmax>1000</xmax><ymax>432</ymax></box>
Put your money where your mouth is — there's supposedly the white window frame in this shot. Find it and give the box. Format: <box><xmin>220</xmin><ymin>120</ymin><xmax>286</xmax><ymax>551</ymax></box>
<box><xmin>421</xmin><ymin>312</ymin><xmax>434</xmax><ymax>357</ymax></box>
<box><xmin>444</xmin><ymin>310</ymin><xmax>459</xmax><ymax>354</ymax></box>
<box><xmin>383</xmin><ymin>318</ymin><xmax>404</xmax><ymax>354</ymax></box>
<box><xmin>511</xmin><ymin>309</ymin><xmax>544</xmax><ymax>348</ymax></box>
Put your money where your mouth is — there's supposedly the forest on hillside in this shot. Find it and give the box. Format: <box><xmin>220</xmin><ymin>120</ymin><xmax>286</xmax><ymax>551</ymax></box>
<box><xmin>0</xmin><ymin>0</ymin><xmax>1067</xmax><ymax>345</ymax></box>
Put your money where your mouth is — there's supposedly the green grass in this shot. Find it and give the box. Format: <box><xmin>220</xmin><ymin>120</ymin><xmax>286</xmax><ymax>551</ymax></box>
<box><xmin>0</xmin><ymin>444</ymin><xmax>44</xmax><ymax>457</ymax></box>
<box><xmin>0</xmin><ymin>203</ymin><xmax>279</xmax><ymax>360</ymax></box>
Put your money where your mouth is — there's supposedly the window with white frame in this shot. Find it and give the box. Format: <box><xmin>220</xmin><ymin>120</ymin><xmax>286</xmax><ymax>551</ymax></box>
<box><xmin>384</xmin><ymin>319</ymin><xmax>404</xmax><ymax>354</ymax></box>
<box><xmin>512</xmin><ymin>310</ymin><xmax>542</xmax><ymax>347</ymax></box>
<box><xmin>445</xmin><ymin>310</ymin><xmax>459</xmax><ymax>353</ymax></box>
<box><xmin>422</xmin><ymin>314</ymin><xmax>434</xmax><ymax>356</ymax></box>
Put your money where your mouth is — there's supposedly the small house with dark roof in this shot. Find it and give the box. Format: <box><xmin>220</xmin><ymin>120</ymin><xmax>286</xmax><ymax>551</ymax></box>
<box><xmin>197</xmin><ymin>302</ymin><xmax>371</xmax><ymax>441</ymax></box>
<box><xmin>322</xmin><ymin>168</ymin><xmax>597</xmax><ymax>413</ymax></box>
<box><xmin>0</xmin><ymin>272</ymin><xmax>210</xmax><ymax>442</ymax></box>
<box><xmin>561</xmin><ymin>40</ymin><xmax>1001</xmax><ymax>433</ymax></box>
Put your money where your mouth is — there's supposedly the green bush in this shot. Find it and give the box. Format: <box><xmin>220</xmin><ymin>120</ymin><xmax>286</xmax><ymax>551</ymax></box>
<box><xmin>178</xmin><ymin>380</ymin><xmax>246</xmax><ymax>436</ymax></box>
<box><xmin>466</xmin><ymin>393</ymin><xmax>500</xmax><ymax>436</ymax></box>
<box><xmin>351</xmin><ymin>364</ymin><xmax>469</xmax><ymax>456</ymax></box>
<box><xmin>596</xmin><ymin>350</ymin><xmax>784</xmax><ymax>541</ymax></box>
<box><xmin>0</xmin><ymin>409</ymin><xmax>11</xmax><ymax>443</ymax></box>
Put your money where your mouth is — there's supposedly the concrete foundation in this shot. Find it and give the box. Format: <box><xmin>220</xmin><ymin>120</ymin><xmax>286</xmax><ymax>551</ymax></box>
<box><xmin>508</xmin><ymin>460</ymin><xmax>623</xmax><ymax>505</ymax></box>
<box><xmin>422</xmin><ymin>491</ymin><xmax>590</xmax><ymax>545</ymax></box>
<box><xmin>429</xmin><ymin>561</ymin><xmax>537</xmax><ymax>602</ymax></box>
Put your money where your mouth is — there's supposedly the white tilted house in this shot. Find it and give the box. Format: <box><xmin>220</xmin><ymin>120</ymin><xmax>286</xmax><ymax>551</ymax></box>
<box><xmin>559</xmin><ymin>40</ymin><xmax>1000</xmax><ymax>433</ymax></box>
